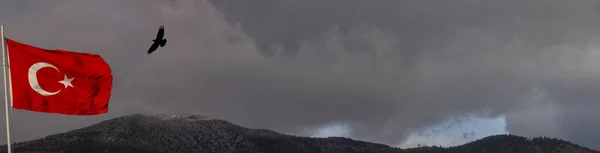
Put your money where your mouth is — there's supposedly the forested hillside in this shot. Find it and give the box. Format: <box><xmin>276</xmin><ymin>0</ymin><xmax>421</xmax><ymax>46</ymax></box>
<box><xmin>0</xmin><ymin>114</ymin><xmax>595</xmax><ymax>153</ymax></box>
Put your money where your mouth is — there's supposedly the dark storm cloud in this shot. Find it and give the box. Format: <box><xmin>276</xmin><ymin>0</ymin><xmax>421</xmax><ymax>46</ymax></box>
<box><xmin>208</xmin><ymin>0</ymin><xmax>600</xmax><ymax>148</ymax></box>
<box><xmin>0</xmin><ymin>0</ymin><xmax>599</xmax><ymax>149</ymax></box>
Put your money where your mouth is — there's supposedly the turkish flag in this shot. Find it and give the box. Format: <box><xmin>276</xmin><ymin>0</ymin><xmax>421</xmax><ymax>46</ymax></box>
<box><xmin>5</xmin><ymin>38</ymin><xmax>113</xmax><ymax>115</ymax></box>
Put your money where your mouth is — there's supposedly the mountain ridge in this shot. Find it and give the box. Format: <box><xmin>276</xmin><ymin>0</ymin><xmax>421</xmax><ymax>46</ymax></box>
<box><xmin>0</xmin><ymin>114</ymin><xmax>596</xmax><ymax>153</ymax></box>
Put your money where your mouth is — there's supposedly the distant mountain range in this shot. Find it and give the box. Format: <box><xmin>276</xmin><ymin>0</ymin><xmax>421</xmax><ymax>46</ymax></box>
<box><xmin>0</xmin><ymin>114</ymin><xmax>596</xmax><ymax>153</ymax></box>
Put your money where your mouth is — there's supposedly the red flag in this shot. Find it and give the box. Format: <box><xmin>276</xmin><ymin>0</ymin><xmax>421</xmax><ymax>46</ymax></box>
<box><xmin>5</xmin><ymin>38</ymin><xmax>113</xmax><ymax>115</ymax></box>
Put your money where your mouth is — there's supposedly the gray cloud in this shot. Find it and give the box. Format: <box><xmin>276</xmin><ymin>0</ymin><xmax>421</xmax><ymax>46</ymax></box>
<box><xmin>0</xmin><ymin>0</ymin><xmax>599</xmax><ymax>149</ymax></box>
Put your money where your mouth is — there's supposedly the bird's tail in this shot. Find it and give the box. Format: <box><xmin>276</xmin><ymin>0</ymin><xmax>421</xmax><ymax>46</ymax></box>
<box><xmin>160</xmin><ymin>39</ymin><xmax>167</xmax><ymax>47</ymax></box>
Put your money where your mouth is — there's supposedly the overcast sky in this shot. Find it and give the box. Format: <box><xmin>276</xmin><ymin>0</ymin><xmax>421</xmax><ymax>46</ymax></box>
<box><xmin>1</xmin><ymin>0</ymin><xmax>600</xmax><ymax>149</ymax></box>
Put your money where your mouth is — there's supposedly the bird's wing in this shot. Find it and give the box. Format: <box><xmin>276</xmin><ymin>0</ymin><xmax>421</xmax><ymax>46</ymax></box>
<box><xmin>147</xmin><ymin>43</ymin><xmax>160</xmax><ymax>54</ymax></box>
<box><xmin>156</xmin><ymin>26</ymin><xmax>164</xmax><ymax>39</ymax></box>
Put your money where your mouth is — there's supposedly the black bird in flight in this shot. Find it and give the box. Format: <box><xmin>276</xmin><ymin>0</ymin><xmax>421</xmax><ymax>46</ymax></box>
<box><xmin>147</xmin><ymin>25</ymin><xmax>167</xmax><ymax>54</ymax></box>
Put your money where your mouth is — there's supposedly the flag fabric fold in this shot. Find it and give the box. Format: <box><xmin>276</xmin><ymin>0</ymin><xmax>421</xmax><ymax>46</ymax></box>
<box><xmin>5</xmin><ymin>38</ymin><xmax>112</xmax><ymax>115</ymax></box>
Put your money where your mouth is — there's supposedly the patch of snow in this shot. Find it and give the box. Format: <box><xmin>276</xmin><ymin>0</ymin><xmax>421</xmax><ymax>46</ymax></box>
<box><xmin>158</xmin><ymin>114</ymin><xmax>217</xmax><ymax>121</ymax></box>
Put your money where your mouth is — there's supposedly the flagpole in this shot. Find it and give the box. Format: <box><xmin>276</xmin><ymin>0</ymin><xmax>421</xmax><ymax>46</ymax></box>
<box><xmin>0</xmin><ymin>25</ymin><xmax>13</xmax><ymax>153</ymax></box>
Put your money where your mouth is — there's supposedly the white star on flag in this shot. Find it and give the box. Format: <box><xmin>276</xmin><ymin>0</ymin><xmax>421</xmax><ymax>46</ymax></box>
<box><xmin>58</xmin><ymin>75</ymin><xmax>74</xmax><ymax>88</ymax></box>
